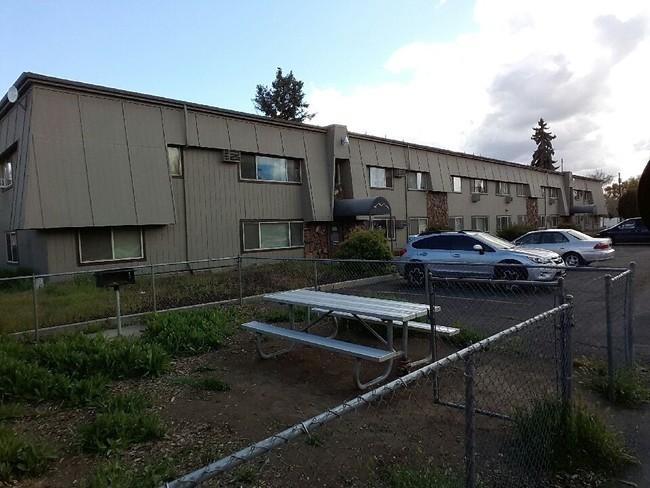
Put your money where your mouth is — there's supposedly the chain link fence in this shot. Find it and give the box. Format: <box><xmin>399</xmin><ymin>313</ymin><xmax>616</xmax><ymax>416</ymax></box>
<box><xmin>163</xmin><ymin>302</ymin><xmax>572</xmax><ymax>488</ymax></box>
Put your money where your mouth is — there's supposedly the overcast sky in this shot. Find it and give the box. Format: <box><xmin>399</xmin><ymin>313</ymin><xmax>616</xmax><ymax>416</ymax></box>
<box><xmin>2</xmin><ymin>0</ymin><xmax>649</xmax><ymax>181</ymax></box>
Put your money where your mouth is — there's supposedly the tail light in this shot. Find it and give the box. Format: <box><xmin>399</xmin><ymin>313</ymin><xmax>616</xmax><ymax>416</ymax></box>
<box><xmin>398</xmin><ymin>248</ymin><xmax>407</xmax><ymax>256</ymax></box>
<box><xmin>593</xmin><ymin>242</ymin><xmax>610</xmax><ymax>250</ymax></box>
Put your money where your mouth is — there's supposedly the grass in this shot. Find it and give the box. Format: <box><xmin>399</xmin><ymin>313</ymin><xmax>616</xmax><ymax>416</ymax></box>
<box><xmin>378</xmin><ymin>465</ymin><xmax>466</xmax><ymax>488</ymax></box>
<box><xmin>512</xmin><ymin>399</ymin><xmax>637</xmax><ymax>474</ymax></box>
<box><xmin>441</xmin><ymin>323</ymin><xmax>489</xmax><ymax>348</ymax></box>
<box><xmin>87</xmin><ymin>458</ymin><xmax>176</xmax><ymax>488</ymax></box>
<box><xmin>575</xmin><ymin>357</ymin><xmax>650</xmax><ymax>407</ymax></box>
<box><xmin>171</xmin><ymin>376</ymin><xmax>231</xmax><ymax>392</ymax></box>
<box><xmin>0</xmin><ymin>403</ymin><xmax>24</xmax><ymax>421</ymax></box>
<box><xmin>0</xmin><ymin>425</ymin><xmax>58</xmax><ymax>482</ymax></box>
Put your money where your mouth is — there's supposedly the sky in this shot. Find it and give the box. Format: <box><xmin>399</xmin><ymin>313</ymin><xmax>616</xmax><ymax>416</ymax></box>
<box><xmin>1</xmin><ymin>0</ymin><xmax>649</xmax><ymax>181</ymax></box>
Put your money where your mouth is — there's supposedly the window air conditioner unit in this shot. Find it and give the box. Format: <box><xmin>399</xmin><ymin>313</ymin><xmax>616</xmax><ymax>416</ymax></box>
<box><xmin>471</xmin><ymin>193</ymin><xmax>481</xmax><ymax>202</ymax></box>
<box><xmin>223</xmin><ymin>149</ymin><xmax>242</xmax><ymax>163</ymax></box>
<box><xmin>505</xmin><ymin>196</ymin><xmax>513</xmax><ymax>203</ymax></box>
<box><xmin>549</xmin><ymin>198</ymin><xmax>556</xmax><ymax>204</ymax></box>
<box><xmin>393</xmin><ymin>169</ymin><xmax>406</xmax><ymax>178</ymax></box>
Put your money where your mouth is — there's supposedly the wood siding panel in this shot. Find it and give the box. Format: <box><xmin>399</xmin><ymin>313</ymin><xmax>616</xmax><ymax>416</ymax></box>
<box><xmin>390</xmin><ymin>145</ymin><xmax>407</xmax><ymax>168</ymax></box>
<box><xmin>375</xmin><ymin>142</ymin><xmax>393</xmax><ymax>166</ymax></box>
<box><xmin>123</xmin><ymin>102</ymin><xmax>176</xmax><ymax>225</ymax></box>
<box><xmin>302</xmin><ymin>132</ymin><xmax>330</xmax><ymax>221</ymax></box>
<box><xmin>255</xmin><ymin>124</ymin><xmax>284</xmax><ymax>155</ymax></box>
<box><xmin>196</xmin><ymin>114</ymin><xmax>229</xmax><ymax>149</ymax></box>
<box><xmin>30</xmin><ymin>89</ymin><xmax>93</xmax><ymax>228</ymax></box>
<box><xmin>227</xmin><ymin>120</ymin><xmax>257</xmax><ymax>152</ymax></box>
<box><xmin>280</xmin><ymin>128</ymin><xmax>306</xmax><ymax>158</ymax></box>
<box><xmin>161</xmin><ymin>107</ymin><xmax>186</xmax><ymax>146</ymax></box>
<box><xmin>79</xmin><ymin>96</ymin><xmax>137</xmax><ymax>226</ymax></box>
<box><xmin>348</xmin><ymin>139</ymin><xmax>370</xmax><ymax>198</ymax></box>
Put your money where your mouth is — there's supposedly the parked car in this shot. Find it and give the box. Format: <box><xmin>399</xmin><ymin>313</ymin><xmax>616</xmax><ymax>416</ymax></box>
<box><xmin>513</xmin><ymin>229</ymin><xmax>615</xmax><ymax>267</ymax></box>
<box><xmin>595</xmin><ymin>217</ymin><xmax>650</xmax><ymax>244</ymax></box>
<box><xmin>396</xmin><ymin>231</ymin><xmax>565</xmax><ymax>286</ymax></box>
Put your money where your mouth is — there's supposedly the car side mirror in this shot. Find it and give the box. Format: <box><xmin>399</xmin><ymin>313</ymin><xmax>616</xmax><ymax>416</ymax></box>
<box><xmin>472</xmin><ymin>244</ymin><xmax>484</xmax><ymax>255</ymax></box>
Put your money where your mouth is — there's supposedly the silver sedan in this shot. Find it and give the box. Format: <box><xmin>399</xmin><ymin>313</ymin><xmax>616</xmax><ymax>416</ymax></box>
<box><xmin>513</xmin><ymin>229</ymin><xmax>615</xmax><ymax>267</ymax></box>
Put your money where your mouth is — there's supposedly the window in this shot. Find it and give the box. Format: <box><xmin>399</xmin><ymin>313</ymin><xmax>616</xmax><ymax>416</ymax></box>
<box><xmin>369</xmin><ymin>167</ymin><xmax>393</xmax><ymax>188</ymax></box>
<box><xmin>78</xmin><ymin>227</ymin><xmax>143</xmax><ymax>263</ymax></box>
<box><xmin>371</xmin><ymin>217</ymin><xmax>395</xmax><ymax>239</ymax></box>
<box><xmin>451</xmin><ymin>176</ymin><xmax>462</xmax><ymax>193</ymax></box>
<box><xmin>496</xmin><ymin>182</ymin><xmax>511</xmax><ymax>196</ymax></box>
<box><xmin>407</xmin><ymin>171</ymin><xmax>431</xmax><ymax>191</ymax></box>
<box><xmin>471</xmin><ymin>216</ymin><xmax>489</xmax><ymax>231</ymax></box>
<box><xmin>448</xmin><ymin>216</ymin><xmax>464</xmax><ymax>231</ymax></box>
<box><xmin>470</xmin><ymin>179</ymin><xmax>488</xmax><ymax>194</ymax></box>
<box><xmin>5</xmin><ymin>232</ymin><xmax>18</xmax><ymax>263</ymax></box>
<box><xmin>167</xmin><ymin>147</ymin><xmax>182</xmax><ymax>177</ymax></box>
<box><xmin>408</xmin><ymin>217</ymin><xmax>428</xmax><ymax>235</ymax></box>
<box><xmin>517</xmin><ymin>215</ymin><xmax>528</xmax><ymax>226</ymax></box>
<box><xmin>585</xmin><ymin>191</ymin><xmax>594</xmax><ymax>204</ymax></box>
<box><xmin>496</xmin><ymin>215</ymin><xmax>512</xmax><ymax>231</ymax></box>
<box><xmin>242</xmin><ymin>221</ymin><xmax>304</xmax><ymax>251</ymax></box>
<box><xmin>548</xmin><ymin>187</ymin><xmax>560</xmax><ymax>199</ymax></box>
<box><xmin>0</xmin><ymin>158</ymin><xmax>12</xmax><ymax>189</ymax></box>
<box><xmin>516</xmin><ymin>183</ymin><xmax>530</xmax><ymax>197</ymax></box>
<box><xmin>241</xmin><ymin>154</ymin><xmax>301</xmax><ymax>182</ymax></box>
<box><xmin>547</xmin><ymin>215</ymin><xmax>559</xmax><ymax>227</ymax></box>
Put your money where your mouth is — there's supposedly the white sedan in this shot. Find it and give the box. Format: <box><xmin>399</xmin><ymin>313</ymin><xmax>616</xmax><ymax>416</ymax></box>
<box><xmin>513</xmin><ymin>229</ymin><xmax>615</xmax><ymax>267</ymax></box>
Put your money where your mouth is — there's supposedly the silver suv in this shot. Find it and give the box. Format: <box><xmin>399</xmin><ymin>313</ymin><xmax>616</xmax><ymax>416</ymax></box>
<box><xmin>396</xmin><ymin>231</ymin><xmax>565</xmax><ymax>286</ymax></box>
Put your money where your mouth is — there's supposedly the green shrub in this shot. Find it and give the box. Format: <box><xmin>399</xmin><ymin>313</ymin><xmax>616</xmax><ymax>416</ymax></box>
<box><xmin>88</xmin><ymin>458</ymin><xmax>176</xmax><ymax>488</ymax></box>
<box><xmin>142</xmin><ymin>307</ymin><xmax>242</xmax><ymax>356</ymax></box>
<box><xmin>0</xmin><ymin>267</ymin><xmax>34</xmax><ymax>293</ymax></box>
<box><xmin>496</xmin><ymin>224</ymin><xmax>537</xmax><ymax>242</ymax></box>
<box><xmin>0</xmin><ymin>425</ymin><xmax>58</xmax><ymax>481</ymax></box>
<box><xmin>80</xmin><ymin>409</ymin><xmax>165</xmax><ymax>454</ymax></box>
<box><xmin>334</xmin><ymin>230</ymin><xmax>393</xmax><ymax>261</ymax></box>
<box><xmin>513</xmin><ymin>399</ymin><xmax>636</xmax><ymax>474</ymax></box>
<box><xmin>0</xmin><ymin>403</ymin><xmax>24</xmax><ymax>421</ymax></box>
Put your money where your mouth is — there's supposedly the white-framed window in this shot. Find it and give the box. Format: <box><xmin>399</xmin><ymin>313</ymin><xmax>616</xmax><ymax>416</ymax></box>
<box><xmin>5</xmin><ymin>232</ymin><xmax>18</xmax><ymax>263</ymax></box>
<box><xmin>241</xmin><ymin>154</ymin><xmax>301</xmax><ymax>183</ymax></box>
<box><xmin>371</xmin><ymin>217</ymin><xmax>395</xmax><ymax>239</ymax></box>
<box><xmin>242</xmin><ymin>221</ymin><xmax>304</xmax><ymax>251</ymax></box>
<box><xmin>470</xmin><ymin>179</ymin><xmax>488</xmax><ymax>194</ymax></box>
<box><xmin>369</xmin><ymin>167</ymin><xmax>393</xmax><ymax>189</ymax></box>
<box><xmin>539</xmin><ymin>215</ymin><xmax>546</xmax><ymax>228</ymax></box>
<box><xmin>408</xmin><ymin>217</ymin><xmax>428</xmax><ymax>235</ymax></box>
<box><xmin>407</xmin><ymin>171</ymin><xmax>431</xmax><ymax>191</ymax></box>
<box><xmin>547</xmin><ymin>215</ymin><xmax>559</xmax><ymax>227</ymax></box>
<box><xmin>516</xmin><ymin>183</ymin><xmax>530</xmax><ymax>197</ymax></box>
<box><xmin>517</xmin><ymin>215</ymin><xmax>528</xmax><ymax>226</ymax></box>
<box><xmin>548</xmin><ymin>187</ymin><xmax>560</xmax><ymax>199</ymax></box>
<box><xmin>451</xmin><ymin>176</ymin><xmax>462</xmax><ymax>193</ymax></box>
<box><xmin>496</xmin><ymin>215</ymin><xmax>512</xmax><ymax>231</ymax></box>
<box><xmin>78</xmin><ymin>227</ymin><xmax>144</xmax><ymax>263</ymax></box>
<box><xmin>448</xmin><ymin>216</ymin><xmax>464</xmax><ymax>231</ymax></box>
<box><xmin>496</xmin><ymin>182</ymin><xmax>511</xmax><ymax>196</ymax></box>
<box><xmin>585</xmin><ymin>191</ymin><xmax>593</xmax><ymax>204</ymax></box>
<box><xmin>167</xmin><ymin>146</ymin><xmax>182</xmax><ymax>177</ymax></box>
<box><xmin>471</xmin><ymin>216</ymin><xmax>489</xmax><ymax>232</ymax></box>
<box><xmin>0</xmin><ymin>158</ymin><xmax>12</xmax><ymax>189</ymax></box>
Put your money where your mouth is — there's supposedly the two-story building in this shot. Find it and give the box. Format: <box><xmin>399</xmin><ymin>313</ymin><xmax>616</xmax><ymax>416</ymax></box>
<box><xmin>0</xmin><ymin>73</ymin><xmax>606</xmax><ymax>275</ymax></box>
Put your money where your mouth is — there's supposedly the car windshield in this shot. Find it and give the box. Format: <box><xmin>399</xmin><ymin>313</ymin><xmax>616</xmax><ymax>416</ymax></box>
<box><xmin>566</xmin><ymin>229</ymin><xmax>592</xmax><ymax>240</ymax></box>
<box><xmin>476</xmin><ymin>232</ymin><xmax>515</xmax><ymax>249</ymax></box>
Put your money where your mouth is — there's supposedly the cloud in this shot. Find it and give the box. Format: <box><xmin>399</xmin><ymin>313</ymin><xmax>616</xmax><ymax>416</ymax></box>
<box><xmin>309</xmin><ymin>1</ymin><xmax>650</xmax><ymax>180</ymax></box>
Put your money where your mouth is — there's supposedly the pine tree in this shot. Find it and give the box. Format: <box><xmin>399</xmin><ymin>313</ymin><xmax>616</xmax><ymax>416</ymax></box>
<box><xmin>253</xmin><ymin>68</ymin><xmax>314</xmax><ymax>122</ymax></box>
<box><xmin>531</xmin><ymin>118</ymin><xmax>558</xmax><ymax>171</ymax></box>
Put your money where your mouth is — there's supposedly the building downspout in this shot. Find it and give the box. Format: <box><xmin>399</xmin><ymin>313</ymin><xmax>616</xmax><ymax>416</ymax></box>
<box><xmin>182</xmin><ymin>104</ymin><xmax>191</xmax><ymax>268</ymax></box>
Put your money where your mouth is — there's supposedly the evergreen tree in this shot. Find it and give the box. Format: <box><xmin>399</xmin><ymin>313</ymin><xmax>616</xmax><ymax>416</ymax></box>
<box><xmin>253</xmin><ymin>68</ymin><xmax>314</xmax><ymax>122</ymax></box>
<box><xmin>531</xmin><ymin>118</ymin><xmax>558</xmax><ymax>171</ymax></box>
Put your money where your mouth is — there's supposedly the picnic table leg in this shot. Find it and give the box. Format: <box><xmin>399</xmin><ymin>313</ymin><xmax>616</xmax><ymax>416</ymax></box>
<box><xmin>253</xmin><ymin>333</ymin><xmax>295</xmax><ymax>359</ymax></box>
<box><xmin>353</xmin><ymin>358</ymin><xmax>394</xmax><ymax>390</ymax></box>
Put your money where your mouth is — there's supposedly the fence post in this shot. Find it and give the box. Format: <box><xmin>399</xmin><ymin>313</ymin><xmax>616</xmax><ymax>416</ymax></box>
<box><xmin>626</xmin><ymin>262</ymin><xmax>636</xmax><ymax>366</ymax></box>
<box><xmin>427</xmin><ymin>270</ymin><xmax>440</xmax><ymax>403</ymax></box>
<box><xmin>604</xmin><ymin>274</ymin><xmax>616</xmax><ymax>402</ymax></box>
<box><xmin>465</xmin><ymin>354</ymin><xmax>476</xmax><ymax>488</ymax></box>
<box><xmin>32</xmin><ymin>275</ymin><xmax>40</xmax><ymax>342</ymax></box>
<box><xmin>238</xmin><ymin>256</ymin><xmax>243</xmax><ymax>306</ymax></box>
<box><xmin>560</xmin><ymin>294</ymin><xmax>574</xmax><ymax>402</ymax></box>
<box><xmin>313</xmin><ymin>259</ymin><xmax>319</xmax><ymax>291</ymax></box>
<box><xmin>151</xmin><ymin>264</ymin><xmax>157</xmax><ymax>313</ymax></box>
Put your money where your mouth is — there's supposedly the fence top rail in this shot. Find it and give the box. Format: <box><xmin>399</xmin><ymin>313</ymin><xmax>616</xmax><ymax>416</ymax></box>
<box><xmin>161</xmin><ymin>300</ymin><xmax>571</xmax><ymax>488</ymax></box>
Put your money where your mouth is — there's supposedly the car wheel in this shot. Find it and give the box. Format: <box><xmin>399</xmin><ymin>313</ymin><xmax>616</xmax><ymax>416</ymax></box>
<box><xmin>405</xmin><ymin>264</ymin><xmax>426</xmax><ymax>287</ymax></box>
<box><xmin>494</xmin><ymin>262</ymin><xmax>528</xmax><ymax>281</ymax></box>
<box><xmin>562</xmin><ymin>252</ymin><xmax>583</xmax><ymax>267</ymax></box>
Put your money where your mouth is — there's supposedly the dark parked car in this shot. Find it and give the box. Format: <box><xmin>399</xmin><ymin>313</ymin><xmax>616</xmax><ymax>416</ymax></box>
<box><xmin>595</xmin><ymin>218</ymin><xmax>650</xmax><ymax>244</ymax></box>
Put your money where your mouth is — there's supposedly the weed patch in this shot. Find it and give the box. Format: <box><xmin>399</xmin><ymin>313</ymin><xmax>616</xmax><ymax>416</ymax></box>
<box><xmin>87</xmin><ymin>458</ymin><xmax>176</xmax><ymax>488</ymax></box>
<box><xmin>442</xmin><ymin>323</ymin><xmax>489</xmax><ymax>348</ymax></box>
<box><xmin>513</xmin><ymin>399</ymin><xmax>636</xmax><ymax>474</ymax></box>
<box><xmin>378</xmin><ymin>464</ymin><xmax>465</xmax><ymax>488</ymax></box>
<box><xmin>0</xmin><ymin>425</ymin><xmax>58</xmax><ymax>482</ymax></box>
<box><xmin>575</xmin><ymin>358</ymin><xmax>650</xmax><ymax>407</ymax></box>
<box><xmin>172</xmin><ymin>376</ymin><xmax>231</xmax><ymax>392</ymax></box>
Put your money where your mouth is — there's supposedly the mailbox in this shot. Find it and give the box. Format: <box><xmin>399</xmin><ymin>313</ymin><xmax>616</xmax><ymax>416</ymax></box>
<box><xmin>94</xmin><ymin>268</ymin><xmax>136</xmax><ymax>289</ymax></box>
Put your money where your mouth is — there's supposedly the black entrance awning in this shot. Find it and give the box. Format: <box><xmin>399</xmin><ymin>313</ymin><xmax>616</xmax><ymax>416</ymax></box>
<box><xmin>333</xmin><ymin>197</ymin><xmax>392</xmax><ymax>217</ymax></box>
<box><xmin>570</xmin><ymin>204</ymin><xmax>597</xmax><ymax>215</ymax></box>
